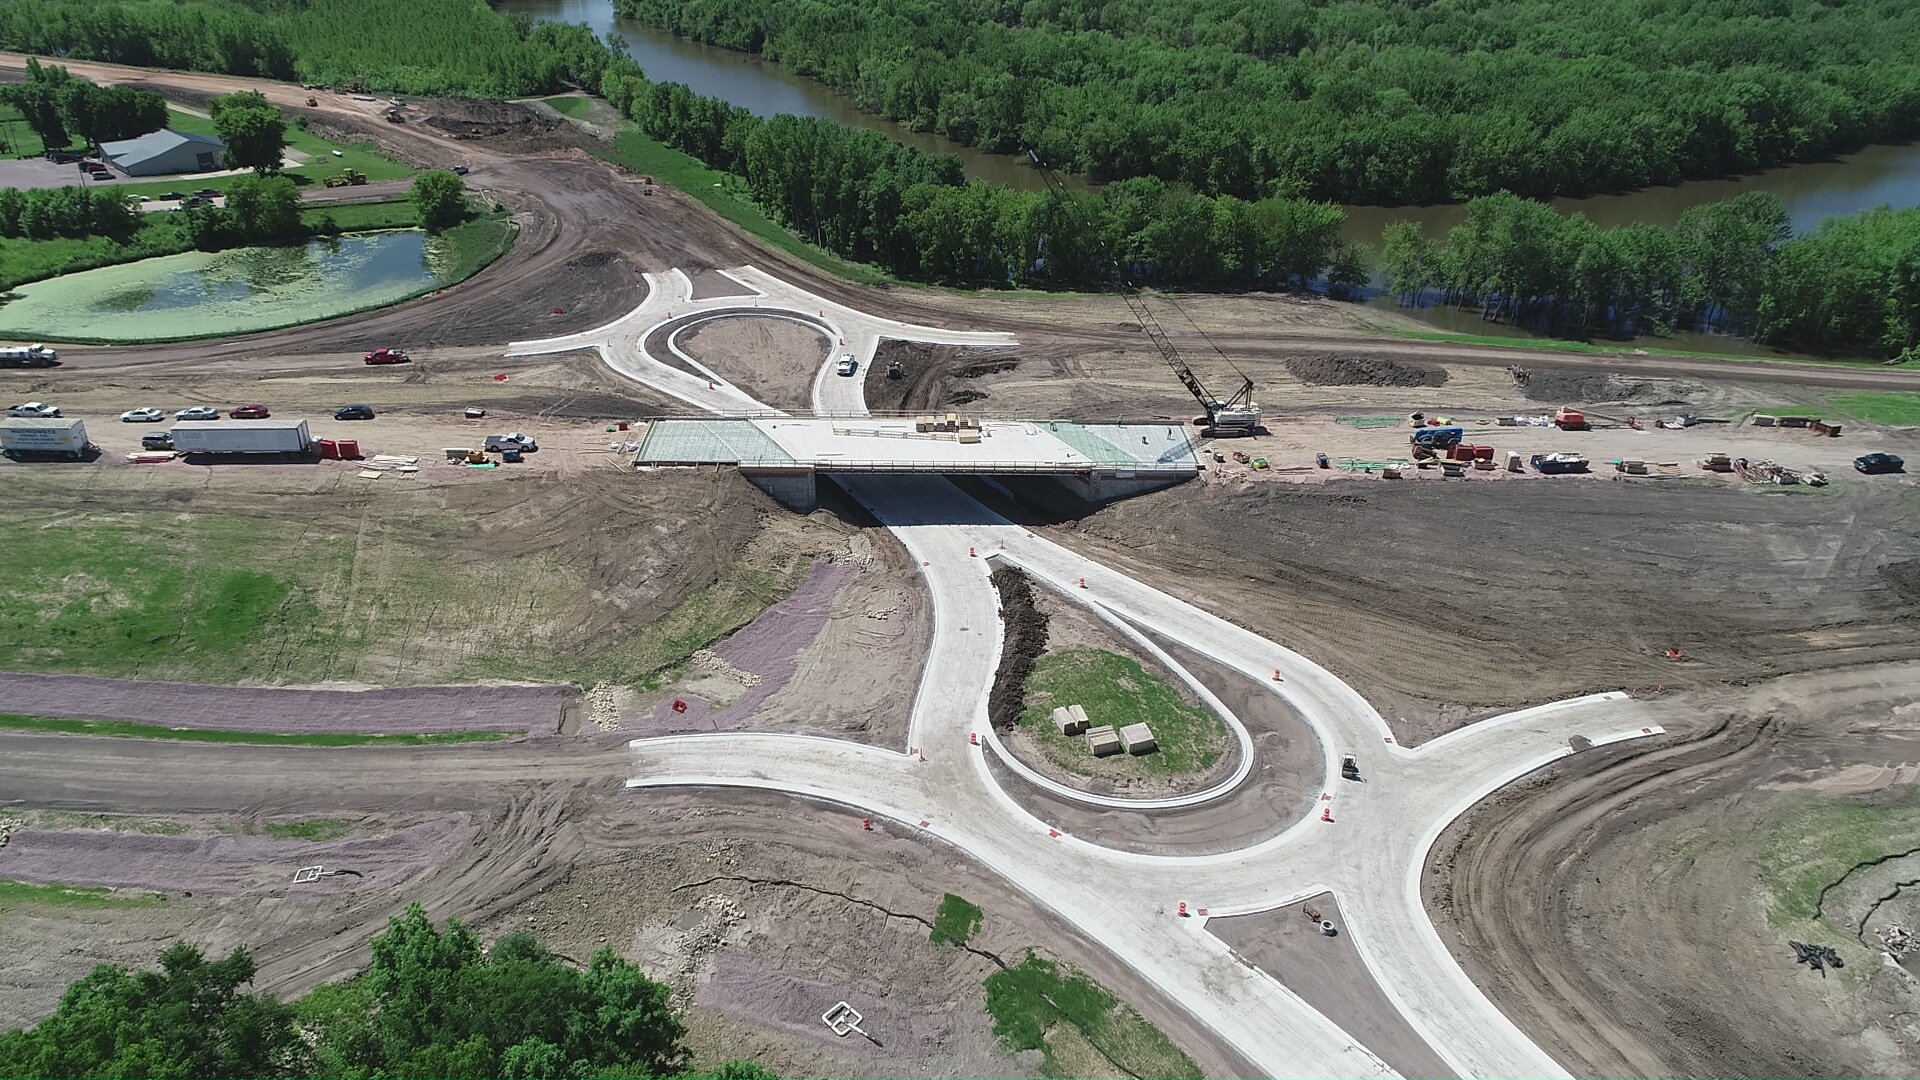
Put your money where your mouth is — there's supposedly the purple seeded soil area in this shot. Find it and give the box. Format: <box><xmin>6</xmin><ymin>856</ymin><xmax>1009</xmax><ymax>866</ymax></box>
<box><xmin>0</xmin><ymin>673</ymin><xmax>568</xmax><ymax>735</ymax></box>
<box><xmin>640</xmin><ymin>563</ymin><xmax>855</xmax><ymax>733</ymax></box>
<box><xmin>0</xmin><ymin>818</ymin><xmax>473</xmax><ymax>895</ymax></box>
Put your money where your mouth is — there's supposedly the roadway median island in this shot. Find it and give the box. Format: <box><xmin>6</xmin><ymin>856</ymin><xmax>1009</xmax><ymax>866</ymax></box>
<box><xmin>1010</xmin><ymin>643</ymin><xmax>1231</xmax><ymax>796</ymax></box>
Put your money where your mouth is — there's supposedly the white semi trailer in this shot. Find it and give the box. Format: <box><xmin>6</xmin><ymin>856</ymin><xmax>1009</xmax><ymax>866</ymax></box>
<box><xmin>0</xmin><ymin>417</ymin><xmax>92</xmax><ymax>458</ymax></box>
<box><xmin>170</xmin><ymin>419</ymin><xmax>312</xmax><ymax>455</ymax></box>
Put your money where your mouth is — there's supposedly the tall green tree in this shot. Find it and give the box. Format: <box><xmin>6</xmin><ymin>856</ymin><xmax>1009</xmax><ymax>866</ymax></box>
<box><xmin>225</xmin><ymin>175</ymin><xmax>303</xmax><ymax>241</ymax></box>
<box><xmin>210</xmin><ymin>91</ymin><xmax>287</xmax><ymax>174</ymax></box>
<box><xmin>412</xmin><ymin>171</ymin><xmax>471</xmax><ymax>231</ymax></box>
<box><xmin>1</xmin><ymin>57</ymin><xmax>71</xmax><ymax>150</ymax></box>
<box><xmin>0</xmin><ymin>943</ymin><xmax>309</xmax><ymax>1080</ymax></box>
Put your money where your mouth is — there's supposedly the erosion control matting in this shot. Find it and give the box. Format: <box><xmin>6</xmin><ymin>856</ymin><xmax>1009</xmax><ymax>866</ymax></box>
<box><xmin>0</xmin><ymin>673</ymin><xmax>568</xmax><ymax>735</ymax></box>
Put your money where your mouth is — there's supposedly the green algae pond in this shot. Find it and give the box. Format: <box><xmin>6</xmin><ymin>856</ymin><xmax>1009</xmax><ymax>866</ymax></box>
<box><xmin>0</xmin><ymin>227</ymin><xmax>504</xmax><ymax>343</ymax></box>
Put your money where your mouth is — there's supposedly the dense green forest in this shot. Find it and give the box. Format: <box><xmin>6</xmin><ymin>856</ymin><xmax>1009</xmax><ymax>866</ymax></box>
<box><xmin>612</xmin><ymin>0</ymin><xmax>1920</xmax><ymax>205</ymax></box>
<box><xmin>0</xmin><ymin>0</ymin><xmax>613</xmax><ymax>97</ymax></box>
<box><xmin>606</xmin><ymin>72</ymin><xmax>1363</xmax><ymax>288</ymax></box>
<box><xmin>3</xmin><ymin>0</ymin><xmax>1915</xmax><ymax>356</ymax></box>
<box><xmin>0</xmin><ymin>904</ymin><xmax>771</xmax><ymax>1080</ymax></box>
<box><xmin>1382</xmin><ymin>192</ymin><xmax>1920</xmax><ymax>358</ymax></box>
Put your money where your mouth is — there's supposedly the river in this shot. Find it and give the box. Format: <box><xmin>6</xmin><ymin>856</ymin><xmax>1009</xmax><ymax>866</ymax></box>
<box><xmin>498</xmin><ymin>0</ymin><xmax>1920</xmax><ymax>352</ymax></box>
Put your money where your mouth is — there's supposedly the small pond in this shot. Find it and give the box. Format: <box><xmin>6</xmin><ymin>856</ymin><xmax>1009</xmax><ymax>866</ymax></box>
<box><xmin>0</xmin><ymin>231</ymin><xmax>449</xmax><ymax>342</ymax></box>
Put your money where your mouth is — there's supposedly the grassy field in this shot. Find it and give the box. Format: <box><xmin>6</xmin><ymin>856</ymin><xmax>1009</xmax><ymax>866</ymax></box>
<box><xmin>0</xmin><ymin>104</ymin><xmax>82</xmax><ymax>159</ymax></box>
<box><xmin>0</xmin><ymin>225</ymin><xmax>200</xmax><ymax>290</ymax></box>
<box><xmin>930</xmin><ymin>893</ymin><xmax>983</xmax><ymax>946</ymax></box>
<box><xmin>1376</xmin><ymin>327</ymin><xmax>1920</xmax><ymax>374</ymax></box>
<box><xmin>1755</xmin><ymin>792</ymin><xmax>1920</xmax><ymax>926</ymax></box>
<box><xmin>601</xmin><ymin>128</ymin><xmax>889</xmax><ymax>287</ymax></box>
<box><xmin>428</xmin><ymin>210</ymin><xmax>517</xmax><ymax>286</ymax></box>
<box><xmin>1021</xmin><ymin>650</ymin><xmax>1225</xmax><ymax>776</ymax></box>
<box><xmin>0</xmin><ymin>880</ymin><xmax>164</xmax><ymax>909</ymax></box>
<box><xmin>0</xmin><ymin>492</ymin><xmax>800</xmax><ymax>689</ymax></box>
<box><xmin>262</xmin><ymin>819</ymin><xmax>357</xmax><ymax>841</ymax></box>
<box><xmin>1828</xmin><ymin>392</ymin><xmax>1920</xmax><ymax>426</ymax></box>
<box><xmin>984</xmin><ymin>953</ymin><xmax>1200</xmax><ymax>1080</ymax></box>
<box><xmin>542</xmin><ymin>95</ymin><xmax>593</xmax><ymax>119</ymax></box>
<box><xmin>0</xmin><ymin>715</ymin><xmax>505</xmax><ymax>746</ymax></box>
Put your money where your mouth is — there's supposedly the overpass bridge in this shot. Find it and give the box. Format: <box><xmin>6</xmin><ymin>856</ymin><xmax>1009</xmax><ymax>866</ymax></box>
<box><xmin>633</xmin><ymin>416</ymin><xmax>1201</xmax><ymax>511</ymax></box>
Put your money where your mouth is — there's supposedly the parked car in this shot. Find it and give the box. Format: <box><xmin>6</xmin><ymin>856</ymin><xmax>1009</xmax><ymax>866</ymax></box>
<box><xmin>175</xmin><ymin>405</ymin><xmax>221</xmax><ymax>420</ymax></box>
<box><xmin>836</xmin><ymin>354</ymin><xmax>858</xmax><ymax>376</ymax></box>
<box><xmin>462</xmin><ymin>406</ymin><xmax>486</xmax><ymax>419</ymax></box>
<box><xmin>333</xmin><ymin>405</ymin><xmax>376</xmax><ymax>421</ymax></box>
<box><xmin>484</xmin><ymin>433</ymin><xmax>538</xmax><ymax>452</ymax></box>
<box><xmin>229</xmin><ymin>404</ymin><xmax>271</xmax><ymax>419</ymax></box>
<box><xmin>196</xmin><ymin>188</ymin><xmax>220</xmax><ymax>198</ymax></box>
<box><xmin>8</xmin><ymin>401</ymin><xmax>60</xmax><ymax>417</ymax></box>
<box><xmin>1854</xmin><ymin>453</ymin><xmax>1905</xmax><ymax>474</ymax></box>
<box><xmin>120</xmin><ymin>407</ymin><xmax>166</xmax><ymax>423</ymax></box>
<box><xmin>363</xmin><ymin>348</ymin><xmax>410</xmax><ymax>365</ymax></box>
<box><xmin>141</xmin><ymin>432</ymin><xmax>175</xmax><ymax>451</ymax></box>
<box><xmin>158</xmin><ymin>191</ymin><xmax>186</xmax><ymax>201</ymax></box>
<box><xmin>451</xmin><ymin>165</ymin><xmax>470</xmax><ymax>176</ymax></box>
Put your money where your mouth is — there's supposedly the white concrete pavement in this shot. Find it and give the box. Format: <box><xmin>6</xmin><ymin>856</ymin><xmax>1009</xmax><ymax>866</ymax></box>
<box><xmin>504</xmin><ymin>265</ymin><xmax>1017</xmax><ymax>417</ymax></box>
<box><xmin>540</xmin><ymin>265</ymin><xmax>1664</xmax><ymax>1077</ymax></box>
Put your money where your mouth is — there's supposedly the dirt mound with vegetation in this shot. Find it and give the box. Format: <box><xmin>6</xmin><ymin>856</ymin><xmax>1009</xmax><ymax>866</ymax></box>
<box><xmin>987</xmin><ymin>565</ymin><xmax>1048</xmax><ymax>731</ymax></box>
<box><xmin>421</xmin><ymin>99</ymin><xmax>595</xmax><ymax>153</ymax></box>
<box><xmin>1285</xmin><ymin>354</ymin><xmax>1448</xmax><ymax>388</ymax></box>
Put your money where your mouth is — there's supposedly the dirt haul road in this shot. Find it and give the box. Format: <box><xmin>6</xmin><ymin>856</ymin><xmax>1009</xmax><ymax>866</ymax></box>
<box><xmin>0</xmin><ymin>732</ymin><xmax>1246</xmax><ymax>1080</ymax></box>
<box><xmin>7</xmin><ymin>55</ymin><xmax>1920</xmax><ymax>400</ymax></box>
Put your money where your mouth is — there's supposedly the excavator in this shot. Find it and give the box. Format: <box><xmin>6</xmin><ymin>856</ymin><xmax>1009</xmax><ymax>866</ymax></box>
<box><xmin>1027</xmin><ymin>151</ymin><xmax>1262</xmax><ymax>437</ymax></box>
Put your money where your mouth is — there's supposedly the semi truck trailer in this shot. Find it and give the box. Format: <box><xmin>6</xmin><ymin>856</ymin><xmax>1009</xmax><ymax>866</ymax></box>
<box><xmin>170</xmin><ymin>419</ymin><xmax>312</xmax><ymax>455</ymax></box>
<box><xmin>0</xmin><ymin>417</ymin><xmax>92</xmax><ymax>459</ymax></box>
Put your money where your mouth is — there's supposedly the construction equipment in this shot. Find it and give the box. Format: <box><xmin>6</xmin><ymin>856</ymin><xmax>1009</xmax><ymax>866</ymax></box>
<box><xmin>306</xmin><ymin>96</ymin><xmax>318</xmax><ymax>107</ymax></box>
<box><xmin>1530</xmin><ymin>452</ymin><xmax>1590</xmax><ymax>475</ymax></box>
<box><xmin>886</xmin><ymin>357</ymin><xmax>903</xmax><ymax>379</ymax></box>
<box><xmin>1341</xmin><ymin>755</ymin><xmax>1361</xmax><ymax>781</ymax></box>
<box><xmin>1027</xmin><ymin>151</ymin><xmax>1261</xmax><ymax>436</ymax></box>
<box><xmin>324</xmin><ymin>168</ymin><xmax>368</xmax><ymax>188</ymax></box>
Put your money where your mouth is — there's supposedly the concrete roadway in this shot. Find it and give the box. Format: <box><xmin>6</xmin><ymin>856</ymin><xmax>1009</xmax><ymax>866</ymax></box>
<box><xmin>517</xmin><ymin>264</ymin><xmax>1664</xmax><ymax>1077</ymax></box>
<box><xmin>506</xmin><ymin>265</ymin><xmax>1015</xmax><ymax>417</ymax></box>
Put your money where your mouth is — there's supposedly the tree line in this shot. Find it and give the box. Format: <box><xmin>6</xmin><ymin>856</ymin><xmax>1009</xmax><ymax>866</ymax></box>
<box><xmin>0</xmin><ymin>0</ymin><xmax>611</xmax><ymax>98</ymax></box>
<box><xmin>604</xmin><ymin>66</ymin><xmax>1365</xmax><ymax>288</ymax></box>
<box><xmin>2</xmin><ymin>57</ymin><xmax>168</xmax><ymax>151</ymax></box>
<box><xmin>0</xmin><ymin>904</ymin><xmax>771</xmax><ymax>1080</ymax></box>
<box><xmin>1381</xmin><ymin>191</ymin><xmax>1920</xmax><ymax>359</ymax></box>
<box><xmin>0</xmin><ymin>186</ymin><xmax>142</xmax><ymax>241</ymax></box>
<box><xmin>611</xmin><ymin>0</ymin><xmax>1920</xmax><ymax>206</ymax></box>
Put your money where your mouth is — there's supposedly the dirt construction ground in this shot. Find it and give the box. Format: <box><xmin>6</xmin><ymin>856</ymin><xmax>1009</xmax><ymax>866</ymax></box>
<box><xmin>12</xmin><ymin>54</ymin><xmax>1920</xmax><ymax>1080</ymax></box>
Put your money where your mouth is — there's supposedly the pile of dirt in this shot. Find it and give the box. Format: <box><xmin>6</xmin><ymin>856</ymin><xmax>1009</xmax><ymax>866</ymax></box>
<box><xmin>422</xmin><ymin>99</ymin><xmax>597</xmax><ymax>154</ymax></box>
<box><xmin>987</xmin><ymin>565</ymin><xmax>1048</xmax><ymax>731</ymax></box>
<box><xmin>866</xmin><ymin>342</ymin><xmax>1030</xmax><ymax>413</ymax></box>
<box><xmin>1520</xmin><ymin>370</ymin><xmax>1703</xmax><ymax>406</ymax></box>
<box><xmin>1285</xmin><ymin>355</ymin><xmax>1448</xmax><ymax>388</ymax></box>
<box><xmin>1049</xmin><ymin>477</ymin><xmax>1920</xmax><ymax>740</ymax></box>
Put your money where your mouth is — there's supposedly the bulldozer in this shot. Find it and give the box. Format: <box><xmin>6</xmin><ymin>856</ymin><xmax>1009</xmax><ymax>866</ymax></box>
<box><xmin>323</xmin><ymin>168</ymin><xmax>368</xmax><ymax>188</ymax></box>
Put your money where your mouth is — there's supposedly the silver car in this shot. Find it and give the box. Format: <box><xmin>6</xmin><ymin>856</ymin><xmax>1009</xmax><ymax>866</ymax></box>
<box><xmin>8</xmin><ymin>401</ymin><xmax>59</xmax><ymax>417</ymax></box>
<box><xmin>121</xmin><ymin>407</ymin><xmax>166</xmax><ymax>423</ymax></box>
<box><xmin>175</xmin><ymin>406</ymin><xmax>221</xmax><ymax>420</ymax></box>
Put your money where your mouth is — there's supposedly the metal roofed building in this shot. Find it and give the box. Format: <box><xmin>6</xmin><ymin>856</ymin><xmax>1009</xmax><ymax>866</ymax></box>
<box><xmin>634</xmin><ymin>417</ymin><xmax>1200</xmax><ymax>511</ymax></box>
<box><xmin>101</xmin><ymin>129</ymin><xmax>226</xmax><ymax>177</ymax></box>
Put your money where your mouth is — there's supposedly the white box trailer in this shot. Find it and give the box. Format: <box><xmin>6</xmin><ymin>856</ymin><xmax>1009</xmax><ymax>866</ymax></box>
<box><xmin>171</xmin><ymin>419</ymin><xmax>312</xmax><ymax>455</ymax></box>
<box><xmin>0</xmin><ymin>417</ymin><xmax>91</xmax><ymax>458</ymax></box>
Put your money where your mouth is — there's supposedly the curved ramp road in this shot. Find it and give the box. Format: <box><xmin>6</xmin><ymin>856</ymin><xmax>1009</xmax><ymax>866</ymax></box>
<box><xmin>507</xmin><ymin>265</ymin><xmax>1016</xmax><ymax>416</ymax></box>
<box><xmin>529</xmin><ymin>265</ymin><xmax>1664</xmax><ymax>1077</ymax></box>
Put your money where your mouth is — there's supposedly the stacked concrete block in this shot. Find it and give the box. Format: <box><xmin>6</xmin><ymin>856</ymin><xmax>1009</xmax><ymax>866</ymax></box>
<box><xmin>1051</xmin><ymin>706</ymin><xmax>1084</xmax><ymax>735</ymax></box>
<box><xmin>1086</xmin><ymin>725</ymin><xmax>1121</xmax><ymax>756</ymax></box>
<box><xmin>1119</xmin><ymin>722</ymin><xmax>1158</xmax><ymax>755</ymax></box>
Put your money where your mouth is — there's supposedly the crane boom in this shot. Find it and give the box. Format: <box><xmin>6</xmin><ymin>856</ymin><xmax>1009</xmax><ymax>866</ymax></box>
<box><xmin>1026</xmin><ymin>152</ymin><xmax>1260</xmax><ymax>435</ymax></box>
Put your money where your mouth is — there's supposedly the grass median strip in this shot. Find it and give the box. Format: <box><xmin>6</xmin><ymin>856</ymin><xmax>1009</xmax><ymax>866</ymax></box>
<box><xmin>1021</xmin><ymin>649</ymin><xmax>1225</xmax><ymax>776</ymax></box>
<box><xmin>0</xmin><ymin>714</ymin><xmax>506</xmax><ymax>747</ymax></box>
<box><xmin>0</xmin><ymin>880</ymin><xmax>166</xmax><ymax>908</ymax></box>
<box><xmin>985</xmin><ymin>953</ymin><xmax>1201</xmax><ymax>1080</ymax></box>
